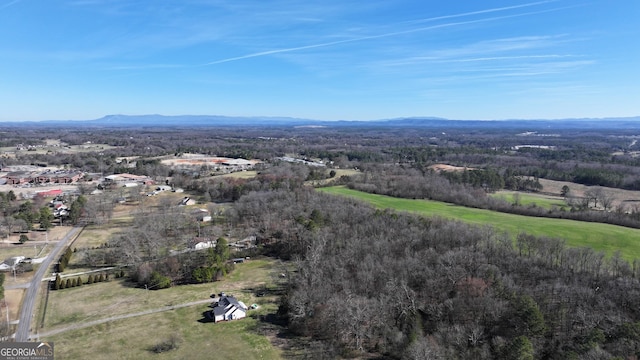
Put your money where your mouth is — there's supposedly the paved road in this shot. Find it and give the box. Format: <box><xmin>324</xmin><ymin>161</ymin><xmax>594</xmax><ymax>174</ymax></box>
<box><xmin>34</xmin><ymin>298</ymin><xmax>213</xmax><ymax>339</ymax></box>
<box><xmin>14</xmin><ymin>226</ymin><xmax>82</xmax><ymax>341</ymax></box>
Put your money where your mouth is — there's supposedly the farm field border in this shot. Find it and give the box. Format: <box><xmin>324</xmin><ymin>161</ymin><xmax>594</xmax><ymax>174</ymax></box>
<box><xmin>319</xmin><ymin>186</ymin><xmax>640</xmax><ymax>261</ymax></box>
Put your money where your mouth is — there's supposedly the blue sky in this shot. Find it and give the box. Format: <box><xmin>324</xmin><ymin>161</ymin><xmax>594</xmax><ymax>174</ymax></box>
<box><xmin>1</xmin><ymin>0</ymin><xmax>638</xmax><ymax>121</ymax></box>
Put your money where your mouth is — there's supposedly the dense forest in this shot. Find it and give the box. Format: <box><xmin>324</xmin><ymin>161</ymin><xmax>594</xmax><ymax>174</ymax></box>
<box><xmin>2</xmin><ymin>123</ymin><xmax>640</xmax><ymax>358</ymax></box>
<box><xmin>233</xmin><ymin>187</ymin><xmax>640</xmax><ymax>359</ymax></box>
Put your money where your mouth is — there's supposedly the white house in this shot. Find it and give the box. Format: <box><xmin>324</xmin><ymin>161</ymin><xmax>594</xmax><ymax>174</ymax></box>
<box><xmin>191</xmin><ymin>208</ymin><xmax>212</xmax><ymax>222</ymax></box>
<box><xmin>191</xmin><ymin>237</ymin><xmax>216</xmax><ymax>250</ymax></box>
<box><xmin>211</xmin><ymin>295</ymin><xmax>248</xmax><ymax>322</ymax></box>
<box><xmin>0</xmin><ymin>256</ymin><xmax>25</xmax><ymax>272</ymax></box>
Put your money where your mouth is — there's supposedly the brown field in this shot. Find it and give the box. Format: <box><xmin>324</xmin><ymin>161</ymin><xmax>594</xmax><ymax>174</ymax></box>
<box><xmin>428</xmin><ymin>163</ymin><xmax>475</xmax><ymax>172</ymax></box>
<box><xmin>537</xmin><ymin>178</ymin><xmax>640</xmax><ymax>209</ymax></box>
<box><xmin>4</xmin><ymin>289</ymin><xmax>24</xmax><ymax>324</ymax></box>
<box><xmin>0</xmin><ymin>243</ymin><xmax>46</xmax><ymax>260</ymax></box>
<box><xmin>71</xmin><ymin>222</ymin><xmax>127</xmax><ymax>250</ymax></box>
<box><xmin>160</xmin><ymin>154</ymin><xmax>260</xmax><ymax>167</ymax></box>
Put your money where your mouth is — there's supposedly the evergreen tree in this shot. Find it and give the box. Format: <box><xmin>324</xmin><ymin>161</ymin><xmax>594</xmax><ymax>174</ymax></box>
<box><xmin>0</xmin><ymin>273</ymin><xmax>5</xmax><ymax>299</ymax></box>
<box><xmin>515</xmin><ymin>295</ymin><xmax>546</xmax><ymax>337</ymax></box>
<box><xmin>149</xmin><ymin>271</ymin><xmax>171</xmax><ymax>289</ymax></box>
<box><xmin>54</xmin><ymin>274</ymin><xmax>62</xmax><ymax>290</ymax></box>
<box><xmin>39</xmin><ymin>206</ymin><xmax>54</xmax><ymax>230</ymax></box>
<box><xmin>69</xmin><ymin>195</ymin><xmax>87</xmax><ymax>225</ymax></box>
<box><xmin>502</xmin><ymin>336</ymin><xmax>534</xmax><ymax>360</ymax></box>
<box><xmin>214</xmin><ymin>237</ymin><xmax>230</xmax><ymax>264</ymax></box>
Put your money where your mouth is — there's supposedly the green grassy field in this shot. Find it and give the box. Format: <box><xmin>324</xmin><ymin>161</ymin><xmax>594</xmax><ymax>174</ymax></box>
<box><xmin>492</xmin><ymin>190</ymin><xmax>567</xmax><ymax>210</ymax></box>
<box><xmin>41</xmin><ymin>257</ymin><xmax>283</xmax><ymax>359</ymax></box>
<box><xmin>47</xmin><ymin>303</ymin><xmax>282</xmax><ymax>360</ymax></box>
<box><xmin>320</xmin><ymin>186</ymin><xmax>640</xmax><ymax>260</ymax></box>
<box><xmin>220</xmin><ymin>170</ymin><xmax>258</xmax><ymax>179</ymax></box>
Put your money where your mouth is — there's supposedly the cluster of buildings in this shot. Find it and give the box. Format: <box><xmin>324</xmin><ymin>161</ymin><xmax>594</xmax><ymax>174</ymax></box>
<box><xmin>276</xmin><ymin>156</ymin><xmax>326</xmax><ymax>167</ymax></box>
<box><xmin>1</xmin><ymin>170</ymin><xmax>83</xmax><ymax>185</ymax></box>
<box><xmin>103</xmin><ymin>173</ymin><xmax>155</xmax><ymax>187</ymax></box>
<box><xmin>160</xmin><ymin>154</ymin><xmax>260</xmax><ymax>174</ymax></box>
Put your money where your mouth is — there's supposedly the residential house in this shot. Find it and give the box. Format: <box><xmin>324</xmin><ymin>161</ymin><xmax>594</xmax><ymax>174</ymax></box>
<box><xmin>211</xmin><ymin>295</ymin><xmax>248</xmax><ymax>322</ymax></box>
<box><xmin>0</xmin><ymin>256</ymin><xmax>25</xmax><ymax>272</ymax></box>
<box><xmin>191</xmin><ymin>208</ymin><xmax>212</xmax><ymax>222</ymax></box>
<box><xmin>104</xmin><ymin>173</ymin><xmax>154</xmax><ymax>186</ymax></box>
<box><xmin>190</xmin><ymin>237</ymin><xmax>216</xmax><ymax>250</ymax></box>
<box><xmin>179</xmin><ymin>197</ymin><xmax>196</xmax><ymax>206</ymax></box>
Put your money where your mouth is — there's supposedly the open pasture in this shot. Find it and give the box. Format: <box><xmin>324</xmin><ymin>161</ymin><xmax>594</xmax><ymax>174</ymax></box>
<box><xmin>41</xmin><ymin>258</ymin><xmax>282</xmax><ymax>360</ymax></box>
<box><xmin>320</xmin><ymin>186</ymin><xmax>640</xmax><ymax>260</ymax></box>
<box><xmin>492</xmin><ymin>190</ymin><xmax>566</xmax><ymax>209</ymax></box>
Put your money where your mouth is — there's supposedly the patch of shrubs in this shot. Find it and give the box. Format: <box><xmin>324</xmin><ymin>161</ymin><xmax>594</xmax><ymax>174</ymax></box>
<box><xmin>51</xmin><ymin>271</ymin><xmax>112</xmax><ymax>290</ymax></box>
<box><xmin>56</xmin><ymin>247</ymin><xmax>74</xmax><ymax>272</ymax></box>
<box><xmin>149</xmin><ymin>334</ymin><xmax>181</xmax><ymax>353</ymax></box>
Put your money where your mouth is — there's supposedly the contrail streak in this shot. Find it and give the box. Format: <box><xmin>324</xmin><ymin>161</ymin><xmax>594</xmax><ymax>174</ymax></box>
<box><xmin>0</xmin><ymin>0</ymin><xmax>23</xmax><ymax>10</ymax></box>
<box><xmin>407</xmin><ymin>0</ymin><xmax>558</xmax><ymax>24</ymax></box>
<box><xmin>203</xmin><ymin>3</ymin><xmax>564</xmax><ymax>66</ymax></box>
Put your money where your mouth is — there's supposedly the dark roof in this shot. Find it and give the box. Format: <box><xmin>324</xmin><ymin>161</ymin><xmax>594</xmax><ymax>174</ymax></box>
<box><xmin>212</xmin><ymin>295</ymin><xmax>246</xmax><ymax>317</ymax></box>
<box><xmin>217</xmin><ymin>295</ymin><xmax>240</xmax><ymax>308</ymax></box>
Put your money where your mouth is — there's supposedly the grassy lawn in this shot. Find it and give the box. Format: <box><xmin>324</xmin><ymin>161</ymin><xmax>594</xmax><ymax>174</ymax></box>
<box><xmin>320</xmin><ymin>186</ymin><xmax>640</xmax><ymax>261</ymax></box>
<box><xmin>72</xmin><ymin>224</ymin><xmax>124</xmax><ymax>250</ymax></box>
<box><xmin>43</xmin><ymin>258</ymin><xmax>277</xmax><ymax>329</ymax></box>
<box><xmin>220</xmin><ymin>170</ymin><xmax>258</xmax><ymax>179</ymax></box>
<box><xmin>47</xmin><ymin>304</ymin><xmax>281</xmax><ymax>360</ymax></box>
<box><xmin>492</xmin><ymin>190</ymin><xmax>567</xmax><ymax>210</ymax></box>
<box><xmin>41</xmin><ymin>257</ymin><xmax>284</xmax><ymax>359</ymax></box>
<box><xmin>0</xmin><ymin>243</ymin><xmax>45</xmax><ymax>260</ymax></box>
<box><xmin>307</xmin><ymin>168</ymin><xmax>360</xmax><ymax>186</ymax></box>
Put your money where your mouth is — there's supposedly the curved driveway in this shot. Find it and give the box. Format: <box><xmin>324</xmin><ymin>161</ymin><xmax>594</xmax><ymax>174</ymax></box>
<box><xmin>14</xmin><ymin>226</ymin><xmax>82</xmax><ymax>341</ymax></box>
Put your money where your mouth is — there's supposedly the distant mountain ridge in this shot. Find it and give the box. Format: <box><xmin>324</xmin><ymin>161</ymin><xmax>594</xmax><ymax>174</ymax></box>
<box><xmin>1</xmin><ymin>114</ymin><xmax>640</xmax><ymax>129</ymax></box>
